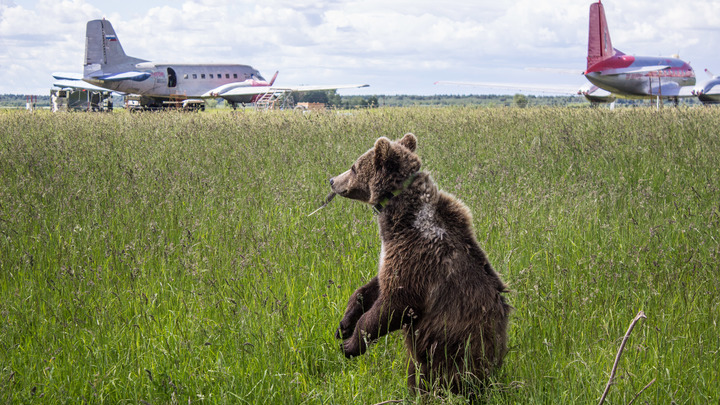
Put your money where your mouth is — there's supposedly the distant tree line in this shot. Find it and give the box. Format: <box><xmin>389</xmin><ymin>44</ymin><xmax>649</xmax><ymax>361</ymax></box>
<box><xmin>337</xmin><ymin>93</ymin><xmax>703</xmax><ymax>108</ymax></box>
<box><xmin>293</xmin><ymin>91</ymin><xmax>590</xmax><ymax>108</ymax></box>
<box><xmin>0</xmin><ymin>94</ymin><xmax>51</xmax><ymax>108</ymax></box>
<box><xmin>294</xmin><ymin>91</ymin><xmax>379</xmax><ymax>109</ymax></box>
<box><xmin>2</xmin><ymin>92</ymin><xmax>704</xmax><ymax>109</ymax></box>
<box><xmin>343</xmin><ymin>93</ymin><xmax>589</xmax><ymax>108</ymax></box>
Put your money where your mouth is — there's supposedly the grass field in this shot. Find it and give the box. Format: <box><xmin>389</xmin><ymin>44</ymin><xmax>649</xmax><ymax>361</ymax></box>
<box><xmin>1</xmin><ymin>107</ymin><xmax>719</xmax><ymax>404</ymax></box>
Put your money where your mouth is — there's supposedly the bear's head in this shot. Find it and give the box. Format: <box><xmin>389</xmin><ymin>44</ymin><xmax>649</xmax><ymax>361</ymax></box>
<box><xmin>330</xmin><ymin>133</ymin><xmax>421</xmax><ymax>205</ymax></box>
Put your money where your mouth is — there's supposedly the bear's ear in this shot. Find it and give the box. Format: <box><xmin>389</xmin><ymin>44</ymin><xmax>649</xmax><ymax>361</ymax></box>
<box><xmin>374</xmin><ymin>137</ymin><xmax>392</xmax><ymax>168</ymax></box>
<box><xmin>398</xmin><ymin>133</ymin><xmax>417</xmax><ymax>152</ymax></box>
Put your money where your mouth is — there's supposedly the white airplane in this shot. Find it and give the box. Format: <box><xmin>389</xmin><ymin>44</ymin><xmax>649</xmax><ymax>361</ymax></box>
<box><xmin>53</xmin><ymin>19</ymin><xmax>368</xmax><ymax>110</ymax></box>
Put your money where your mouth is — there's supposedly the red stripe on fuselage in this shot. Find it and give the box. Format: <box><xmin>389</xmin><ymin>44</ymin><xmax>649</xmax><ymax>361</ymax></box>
<box><xmin>586</xmin><ymin>54</ymin><xmax>694</xmax><ymax>78</ymax></box>
<box><xmin>585</xmin><ymin>54</ymin><xmax>634</xmax><ymax>74</ymax></box>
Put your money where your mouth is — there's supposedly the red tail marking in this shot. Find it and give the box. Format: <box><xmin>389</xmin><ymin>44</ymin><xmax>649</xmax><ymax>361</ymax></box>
<box><xmin>587</xmin><ymin>1</ymin><xmax>615</xmax><ymax>70</ymax></box>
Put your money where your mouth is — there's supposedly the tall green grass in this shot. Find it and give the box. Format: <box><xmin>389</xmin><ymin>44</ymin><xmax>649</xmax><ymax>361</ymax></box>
<box><xmin>1</xmin><ymin>107</ymin><xmax>718</xmax><ymax>403</ymax></box>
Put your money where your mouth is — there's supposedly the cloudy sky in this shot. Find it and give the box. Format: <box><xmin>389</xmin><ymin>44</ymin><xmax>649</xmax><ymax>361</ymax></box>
<box><xmin>2</xmin><ymin>0</ymin><xmax>720</xmax><ymax>96</ymax></box>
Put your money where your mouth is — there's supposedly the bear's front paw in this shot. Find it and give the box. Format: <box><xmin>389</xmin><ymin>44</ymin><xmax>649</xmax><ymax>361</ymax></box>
<box><xmin>341</xmin><ymin>339</ymin><xmax>360</xmax><ymax>358</ymax></box>
<box><xmin>335</xmin><ymin>319</ymin><xmax>354</xmax><ymax>340</ymax></box>
<box><xmin>341</xmin><ymin>334</ymin><xmax>367</xmax><ymax>358</ymax></box>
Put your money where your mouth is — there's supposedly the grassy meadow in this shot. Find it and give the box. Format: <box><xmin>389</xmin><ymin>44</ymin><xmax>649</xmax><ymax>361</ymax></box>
<box><xmin>1</xmin><ymin>107</ymin><xmax>719</xmax><ymax>404</ymax></box>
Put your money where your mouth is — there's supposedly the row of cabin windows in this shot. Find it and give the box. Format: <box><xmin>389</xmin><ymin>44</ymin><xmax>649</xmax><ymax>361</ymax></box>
<box><xmin>183</xmin><ymin>73</ymin><xmax>240</xmax><ymax>80</ymax></box>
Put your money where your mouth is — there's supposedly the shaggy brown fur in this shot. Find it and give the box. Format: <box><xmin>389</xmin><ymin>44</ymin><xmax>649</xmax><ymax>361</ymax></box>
<box><xmin>330</xmin><ymin>133</ymin><xmax>510</xmax><ymax>394</ymax></box>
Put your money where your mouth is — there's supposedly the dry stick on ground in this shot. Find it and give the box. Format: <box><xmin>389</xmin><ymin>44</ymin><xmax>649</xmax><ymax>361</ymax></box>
<box><xmin>598</xmin><ymin>310</ymin><xmax>647</xmax><ymax>405</ymax></box>
<box><xmin>627</xmin><ymin>378</ymin><xmax>656</xmax><ymax>405</ymax></box>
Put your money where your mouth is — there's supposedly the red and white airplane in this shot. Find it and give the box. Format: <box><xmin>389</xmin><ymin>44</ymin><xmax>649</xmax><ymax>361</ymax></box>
<box><xmin>438</xmin><ymin>1</ymin><xmax>720</xmax><ymax>105</ymax></box>
<box><xmin>582</xmin><ymin>0</ymin><xmax>696</xmax><ymax>103</ymax></box>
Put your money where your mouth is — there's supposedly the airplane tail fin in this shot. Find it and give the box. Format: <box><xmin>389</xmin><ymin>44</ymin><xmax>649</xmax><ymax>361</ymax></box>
<box><xmin>84</xmin><ymin>19</ymin><xmax>146</xmax><ymax>77</ymax></box>
<box><xmin>587</xmin><ymin>1</ymin><xmax>615</xmax><ymax>70</ymax></box>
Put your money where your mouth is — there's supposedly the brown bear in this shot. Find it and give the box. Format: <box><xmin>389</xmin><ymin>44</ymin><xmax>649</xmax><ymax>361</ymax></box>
<box><xmin>330</xmin><ymin>133</ymin><xmax>510</xmax><ymax>394</ymax></box>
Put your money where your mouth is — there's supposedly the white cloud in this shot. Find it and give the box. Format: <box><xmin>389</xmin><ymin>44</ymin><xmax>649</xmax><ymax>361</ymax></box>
<box><xmin>0</xmin><ymin>0</ymin><xmax>101</xmax><ymax>93</ymax></box>
<box><xmin>2</xmin><ymin>0</ymin><xmax>720</xmax><ymax>95</ymax></box>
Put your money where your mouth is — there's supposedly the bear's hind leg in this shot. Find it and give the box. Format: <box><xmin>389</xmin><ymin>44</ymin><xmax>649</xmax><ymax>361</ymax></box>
<box><xmin>407</xmin><ymin>358</ymin><xmax>433</xmax><ymax>396</ymax></box>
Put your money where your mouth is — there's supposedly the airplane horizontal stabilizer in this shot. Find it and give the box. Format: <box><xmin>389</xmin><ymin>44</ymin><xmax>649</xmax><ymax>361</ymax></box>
<box><xmin>92</xmin><ymin>71</ymin><xmax>152</xmax><ymax>82</ymax></box>
<box><xmin>52</xmin><ymin>72</ymin><xmax>84</xmax><ymax>80</ymax></box>
<box><xmin>53</xmin><ymin>79</ymin><xmax>112</xmax><ymax>92</ymax></box>
<box><xmin>598</xmin><ymin>65</ymin><xmax>670</xmax><ymax>76</ymax></box>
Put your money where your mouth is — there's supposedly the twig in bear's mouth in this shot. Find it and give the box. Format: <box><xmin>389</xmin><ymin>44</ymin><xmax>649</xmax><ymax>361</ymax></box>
<box><xmin>307</xmin><ymin>192</ymin><xmax>336</xmax><ymax>216</ymax></box>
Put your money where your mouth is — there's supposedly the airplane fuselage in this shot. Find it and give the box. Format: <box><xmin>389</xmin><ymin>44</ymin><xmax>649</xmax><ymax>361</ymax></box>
<box><xmin>585</xmin><ymin>54</ymin><xmax>695</xmax><ymax>97</ymax></box>
<box><xmin>84</xmin><ymin>63</ymin><xmax>265</xmax><ymax>103</ymax></box>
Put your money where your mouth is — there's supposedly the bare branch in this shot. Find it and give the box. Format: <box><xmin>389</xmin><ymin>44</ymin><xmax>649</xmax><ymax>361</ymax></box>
<box><xmin>598</xmin><ymin>310</ymin><xmax>647</xmax><ymax>405</ymax></box>
<box><xmin>372</xmin><ymin>400</ymin><xmax>403</xmax><ymax>405</ymax></box>
<box><xmin>627</xmin><ymin>378</ymin><xmax>656</xmax><ymax>405</ymax></box>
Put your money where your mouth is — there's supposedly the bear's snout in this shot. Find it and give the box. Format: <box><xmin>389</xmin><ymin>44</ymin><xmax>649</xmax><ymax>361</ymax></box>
<box><xmin>329</xmin><ymin>169</ymin><xmax>370</xmax><ymax>202</ymax></box>
<box><xmin>329</xmin><ymin>170</ymin><xmax>350</xmax><ymax>195</ymax></box>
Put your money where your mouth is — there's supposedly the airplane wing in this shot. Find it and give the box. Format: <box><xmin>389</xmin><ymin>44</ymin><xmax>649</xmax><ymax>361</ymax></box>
<box><xmin>649</xmin><ymin>81</ymin><xmax>696</xmax><ymax>98</ymax></box>
<box><xmin>206</xmin><ymin>83</ymin><xmax>369</xmax><ymax>98</ymax></box>
<box><xmin>434</xmin><ymin>80</ymin><xmax>583</xmax><ymax>95</ymax></box>
<box><xmin>436</xmin><ymin>80</ymin><xmax>621</xmax><ymax>103</ymax></box>
<box><xmin>278</xmin><ymin>84</ymin><xmax>370</xmax><ymax>92</ymax></box>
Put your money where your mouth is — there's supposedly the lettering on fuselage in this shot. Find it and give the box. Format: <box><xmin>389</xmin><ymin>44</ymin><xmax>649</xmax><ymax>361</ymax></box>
<box><xmin>626</xmin><ymin>68</ymin><xmax>694</xmax><ymax>80</ymax></box>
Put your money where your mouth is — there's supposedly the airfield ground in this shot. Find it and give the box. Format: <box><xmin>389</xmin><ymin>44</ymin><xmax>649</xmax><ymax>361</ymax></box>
<box><xmin>1</xmin><ymin>107</ymin><xmax>718</xmax><ymax>403</ymax></box>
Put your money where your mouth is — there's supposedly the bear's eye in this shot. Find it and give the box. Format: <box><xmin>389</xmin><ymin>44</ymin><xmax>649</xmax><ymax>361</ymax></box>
<box><xmin>350</xmin><ymin>165</ymin><xmax>356</xmax><ymax>174</ymax></box>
